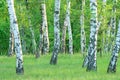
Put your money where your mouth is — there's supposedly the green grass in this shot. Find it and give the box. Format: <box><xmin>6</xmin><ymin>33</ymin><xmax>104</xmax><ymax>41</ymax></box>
<box><xmin>0</xmin><ymin>54</ymin><xmax>120</xmax><ymax>80</ymax></box>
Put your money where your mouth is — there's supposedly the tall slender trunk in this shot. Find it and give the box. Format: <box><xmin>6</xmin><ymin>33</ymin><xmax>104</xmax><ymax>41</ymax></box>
<box><xmin>61</xmin><ymin>0</ymin><xmax>72</xmax><ymax>54</ymax></box>
<box><xmin>36</xmin><ymin>25</ymin><xmax>43</xmax><ymax>58</ymax></box>
<box><xmin>107</xmin><ymin>20</ymin><xmax>120</xmax><ymax>73</ymax></box>
<box><xmin>8</xmin><ymin>27</ymin><xmax>14</xmax><ymax>56</ymax></box>
<box><xmin>102</xmin><ymin>0</ymin><xmax>106</xmax><ymax>53</ymax></box>
<box><xmin>29</xmin><ymin>26</ymin><xmax>37</xmax><ymax>54</ymax></box>
<box><xmin>25</xmin><ymin>0</ymin><xmax>37</xmax><ymax>54</ymax></box>
<box><xmin>8</xmin><ymin>0</ymin><xmax>15</xmax><ymax>56</ymax></box>
<box><xmin>110</xmin><ymin>0</ymin><xmax>117</xmax><ymax>52</ymax></box>
<box><xmin>80</xmin><ymin>0</ymin><xmax>86</xmax><ymax>56</ymax></box>
<box><xmin>66</xmin><ymin>0</ymin><xmax>73</xmax><ymax>54</ymax></box>
<box><xmin>106</xmin><ymin>19</ymin><xmax>111</xmax><ymax>52</ymax></box>
<box><xmin>20</xmin><ymin>27</ymin><xmax>26</xmax><ymax>54</ymax></box>
<box><xmin>19</xmin><ymin>3</ymin><xmax>26</xmax><ymax>54</ymax></box>
<box><xmin>101</xmin><ymin>0</ymin><xmax>107</xmax><ymax>55</ymax></box>
<box><xmin>41</xmin><ymin>3</ymin><xmax>49</xmax><ymax>54</ymax></box>
<box><xmin>7</xmin><ymin>0</ymin><xmax>24</xmax><ymax>74</ymax></box>
<box><xmin>50</xmin><ymin>0</ymin><xmax>60</xmax><ymax>65</ymax></box>
<box><xmin>86</xmin><ymin>0</ymin><xmax>98</xmax><ymax>71</ymax></box>
<box><xmin>61</xmin><ymin>17</ymin><xmax>67</xmax><ymax>53</ymax></box>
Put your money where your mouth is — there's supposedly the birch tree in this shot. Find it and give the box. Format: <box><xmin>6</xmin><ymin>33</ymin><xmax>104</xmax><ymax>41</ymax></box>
<box><xmin>50</xmin><ymin>0</ymin><xmax>60</xmax><ymax>64</ymax></box>
<box><xmin>61</xmin><ymin>17</ymin><xmax>67</xmax><ymax>53</ymax></box>
<box><xmin>41</xmin><ymin>1</ymin><xmax>49</xmax><ymax>54</ymax></box>
<box><xmin>19</xmin><ymin>2</ymin><xmax>27</xmax><ymax>54</ymax></box>
<box><xmin>85</xmin><ymin>0</ymin><xmax>98</xmax><ymax>71</ymax></box>
<box><xmin>30</xmin><ymin>27</ymin><xmax>37</xmax><ymax>54</ymax></box>
<box><xmin>8</xmin><ymin>26</ymin><xmax>14</xmax><ymax>56</ymax></box>
<box><xmin>107</xmin><ymin>20</ymin><xmax>120</xmax><ymax>73</ymax></box>
<box><xmin>102</xmin><ymin>0</ymin><xmax>106</xmax><ymax>52</ymax></box>
<box><xmin>36</xmin><ymin>24</ymin><xmax>43</xmax><ymax>58</ymax></box>
<box><xmin>101</xmin><ymin>0</ymin><xmax>107</xmax><ymax>55</ymax></box>
<box><xmin>20</xmin><ymin>27</ymin><xmax>26</xmax><ymax>54</ymax></box>
<box><xmin>110</xmin><ymin>0</ymin><xmax>117</xmax><ymax>52</ymax></box>
<box><xmin>25</xmin><ymin>0</ymin><xmax>37</xmax><ymax>55</ymax></box>
<box><xmin>66</xmin><ymin>0</ymin><xmax>73</xmax><ymax>54</ymax></box>
<box><xmin>7</xmin><ymin>0</ymin><xmax>24</xmax><ymax>74</ymax></box>
<box><xmin>61</xmin><ymin>0</ymin><xmax>73</xmax><ymax>54</ymax></box>
<box><xmin>80</xmin><ymin>0</ymin><xmax>86</xmax><ymax>55</ymax></box>
<box><xmin>103</xmin><ymin>0</ymin><xmax>111</xmax><ymax>53</ymax></box>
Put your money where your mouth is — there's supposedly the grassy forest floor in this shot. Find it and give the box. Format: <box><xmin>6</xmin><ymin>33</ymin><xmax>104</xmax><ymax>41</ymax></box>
<box><xmin>0</xmin><ymin>53</ymin><xmax>120</xmax><ymax>80</ymax></box>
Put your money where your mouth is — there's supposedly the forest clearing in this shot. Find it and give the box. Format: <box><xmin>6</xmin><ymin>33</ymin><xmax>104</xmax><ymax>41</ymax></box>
<box><xmin>0</xmin><ymin>54</ymin><xmax>120</xmax><ymax>80</ymax></box>
<box><xmin>1</xmin><ymin>0</ymin><xmax>120</xmax><ymax>79</ymax></box>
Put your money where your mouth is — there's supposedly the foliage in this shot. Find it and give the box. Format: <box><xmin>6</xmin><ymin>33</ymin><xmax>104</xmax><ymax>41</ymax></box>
<box><xmin>1</xmin><ymin>0</ymin><xmax>120</xmax><ymax>54</ymax></box>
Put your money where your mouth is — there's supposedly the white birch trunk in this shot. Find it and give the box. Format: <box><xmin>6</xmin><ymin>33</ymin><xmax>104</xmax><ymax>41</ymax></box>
<box><xmin>107</xmin><ymin>20</ymin><xmax>120</xmax><ymax>73</ymax></box>
<box><xmin>111</xmin><ymin>0</ymin><xmax>117</xmax><ymax>52</ymax></box>
<box><xmin>86</xmin><ymin>0</ymin><xmax>98</xmax><ymax>71</ymax></box>
<box><xmin>7</xmin><ymin>0</ymin><xmax>24</xmax><ymax>74</ymax></box>
<box><xmin>41</xmin><ymin>3</ymin><xmax>49</xmax><ymax>54</ymax></box>
<box><xmin>61</xmin><ymin>17</ymin><xmax>67</xmax><ymax>53</ymax></box>
<box><xmin>111</xmin><ymin>0</ymin><xmax>117</xmax><ymax>36</ymax></box>
<box><xmin>66</xmin><ymin>0</ymin><xmax>73</xmax><ymax>54</ymax></box>
<box><xmin>8</xmin><ymin>0</ymin><xmax>15</xmax><ymax>56</ymax></box>
<box><xmin>50</xmin><ymin>0</ymin><xmax>60</xmax><ymax>64</ymax></box>
<box><xmin>8</xmin><ymin>26</ymin><xmax>14</xmax><ymax>56</ymax></box>
<box><xmin>80</xmin><ymin>0</ymin><xmax>86</xmax><ymax>55</ymax></box>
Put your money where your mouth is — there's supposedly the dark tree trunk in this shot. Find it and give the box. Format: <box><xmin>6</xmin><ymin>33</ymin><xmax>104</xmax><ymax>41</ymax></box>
<box><xmin>107</xmin><ymin>20</ymin><xmax>120</xmax><ymax>73</ymax></box>
<box><xmin>50</xmin><ymin>0</ymin><xmax>60</xmax><ymax>65</ymax></box>
<box><xmin>86</xmin><ymin>0</ymin><xmax>98</xmax><ymax>71</ymax></box>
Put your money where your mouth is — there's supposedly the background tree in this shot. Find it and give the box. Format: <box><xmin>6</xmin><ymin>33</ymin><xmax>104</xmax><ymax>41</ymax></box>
<box><xmin>40</xmin><ymin>0</ymin><xmax>49</xmax><ymax>54</ymax></box>
<box><xmin>107</xmin><ymin>20</ymin><xmax>120</xmax><ymax>73</ymax></box>
<box><xmin>80</xmin><ymin>0</ymin><xmax>86</xmax><ymax>56</ymax></box>
<box><xmin>61</xmin><ymin>2</ymin><xmax>68</xmax><ymax>54</ymax></box>
<box><xmin>25</xmin><ymin>0</ymin><xmax>37</xmax><ymax>55</ymax></box>
<box><xmin>61</xmin><ymin>0</ymin><xmax>73</xmax><ymax>54</ymax></box>
<box><xmin>66</xmin><ymin>0</ymin><xmax>73</xmax><ymax>54</ymax></box>
<box><xmin>41</xmin><ymin>1</ymin><xmax>49</xmax><ymax>53</ymax></box>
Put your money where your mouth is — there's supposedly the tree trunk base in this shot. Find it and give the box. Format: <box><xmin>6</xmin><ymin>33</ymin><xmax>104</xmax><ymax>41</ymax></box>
<box><xmin>86</xmin><ymin>60</ymin><xmax>97</xmax><ymax>71</ymax></box>
<box><xmin>8</xmin><ymin>54</ymin><xmax>13</xmax><ymax>57</ymax></box>
<box><xmin>107</xmin><ymin>64</ymin><xmax>116</xmax><ymax>73</ymax></box>
<box><xmin>16</xmin><ymin>67</ymin><xmax>24</xmax><ymax>75</ymax></box>
<box><xmin>82</xmin><ymin>55</ymin><xmax>88</xmax><ymax>68</ymax></box>
<box><xmin>86</xmin><ymin>66</ymin><xmax>97</xmax><ymax>72</ymax></box>
<box><xmin>35</xmin><ymin>52</ymin><xmax>40</xmax><ymax>58</ymax></box>
<box><xmin>50</xmin><ymin>55</ymin><xmax>57</xmax><ymax>65</ymax></box>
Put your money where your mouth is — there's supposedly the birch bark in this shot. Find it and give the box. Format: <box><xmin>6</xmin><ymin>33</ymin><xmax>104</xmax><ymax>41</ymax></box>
<box><xmin>66</xmin><ymin>0</ymin><xmax>73</xmax><ymax>54</ymax></box>
<box><xmin>107</xmin><ymin>20</ymin><xmax>120</xmax><ymax>73</ymax></box>
<box><xmin>8</xmin><ymin>26</ymin><xmax>14</xmax><ymax>56</ymax></box>
<box><xmin>110</xmin><ymin>0</ymin><xmax>117</xmax><ymax>52</ymax></box>
<box><xmin>86</xmin><ymin>0</ymin><xmax>98</xmax><ymax>71</ymax></box>
<box><xmin>61</xmin><ymin>17</ymin><xmax>67</xmax><ymax>53</ymax></box>
<box><xmin>50</xmin><ymin>0</ymin><xmax>60</xmax><ymax>64</ymax></box>
<box><xmin>7</xmin><ymin>0</ymin><xmax>24</xmax><ymax>74</ymax></box>
<box><xmin>41</xmin><ymin>3</ymin><xmax>49</xmax><ymax>54</ymax></box>
<box><xmin>80</xmin><ymin>0</ymin><xmax>86</xmax><ymax>55</ymax></box>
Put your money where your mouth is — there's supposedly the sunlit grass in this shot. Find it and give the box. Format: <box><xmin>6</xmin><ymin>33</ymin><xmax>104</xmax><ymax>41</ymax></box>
<box><xmin>0</xmin><ymin>54</ymin><xmax>120</xmax><ymax>80</ymax></box>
